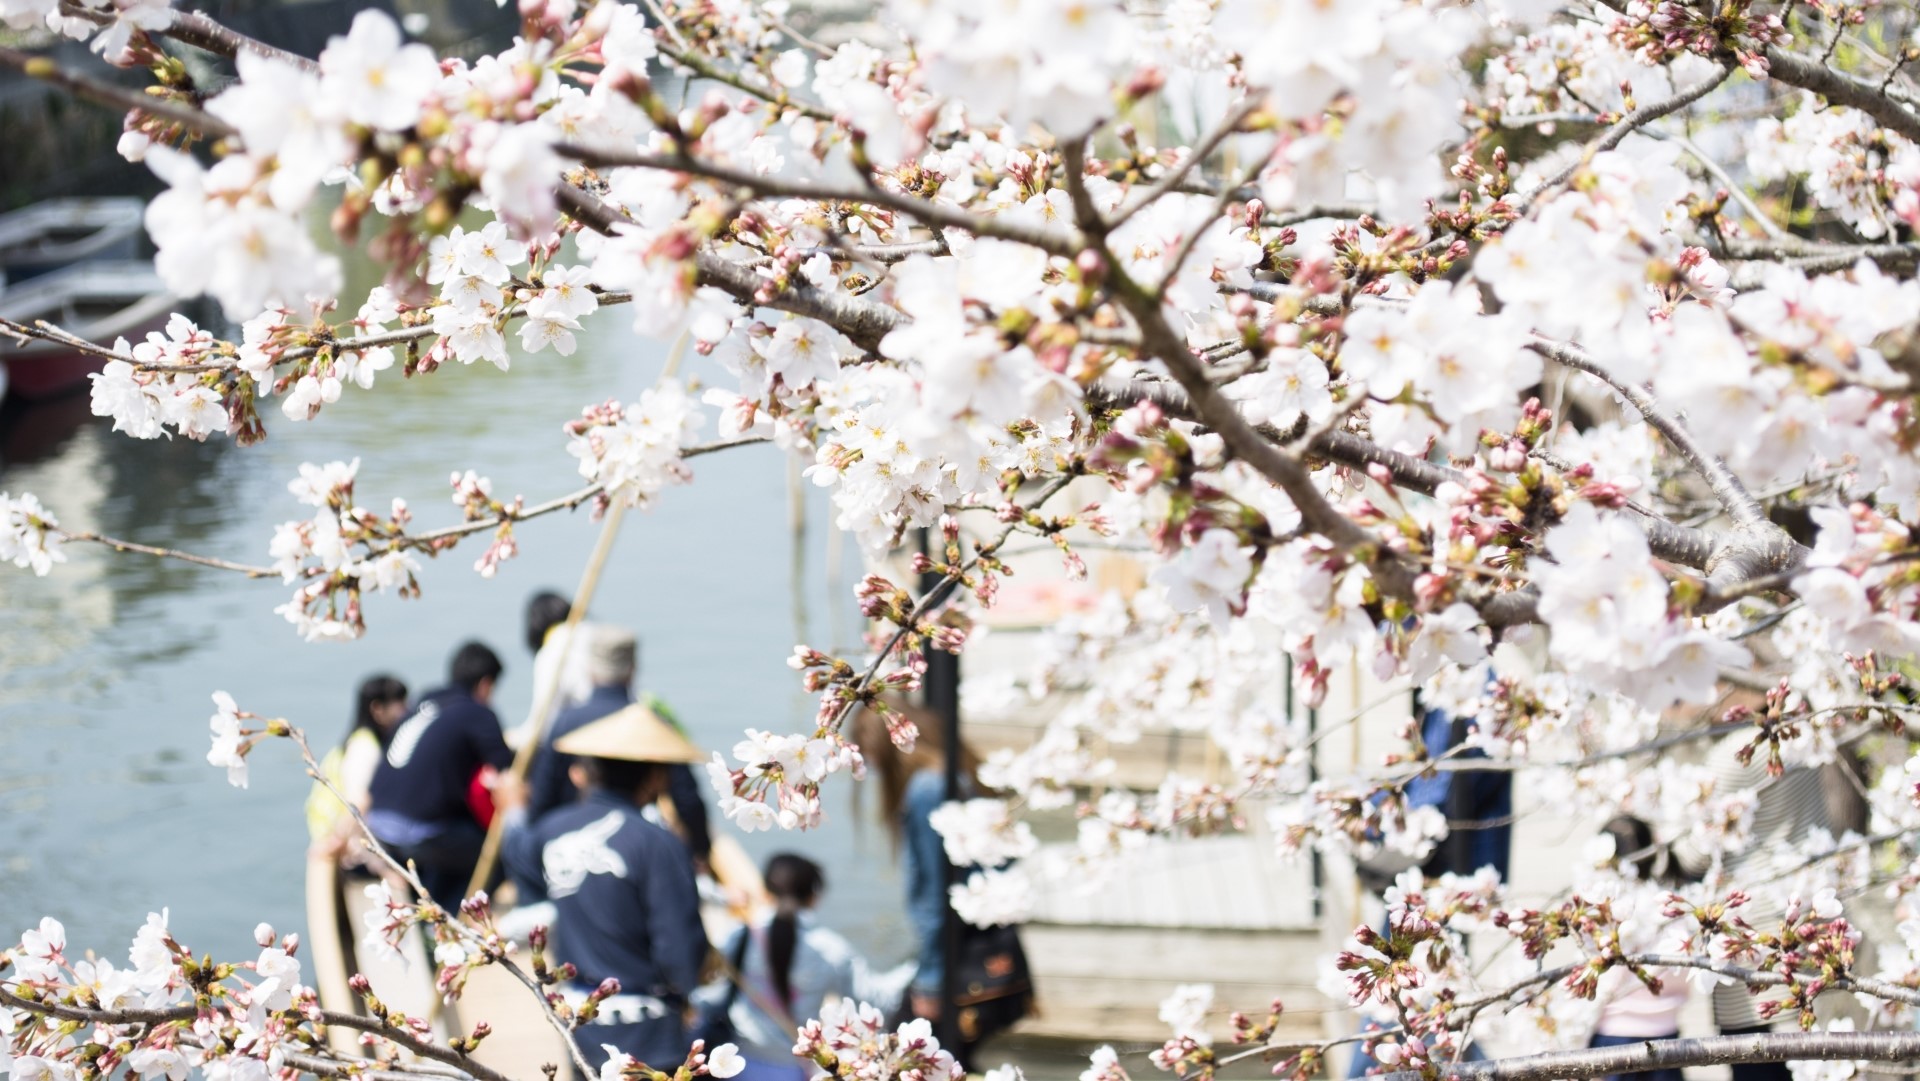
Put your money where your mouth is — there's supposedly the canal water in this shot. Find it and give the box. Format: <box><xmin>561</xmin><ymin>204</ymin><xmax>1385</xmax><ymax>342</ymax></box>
<box><xmin>0</xmin><ymin>288</ymin><xmax>917</xmax><ymax>974</ymax></box>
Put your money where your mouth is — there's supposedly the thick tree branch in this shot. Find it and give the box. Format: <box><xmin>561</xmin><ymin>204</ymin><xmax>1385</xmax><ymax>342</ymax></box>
<box><xmin>1088</xmin><ymin>379</ymin><xmax>1728</xmax><ymax>576</ymax></box>
<box><xmin>1767</xmin><ymin>46</ymin><xmax>1920</xmax><ymax>145</ymax></box>
<box><xmin>1378</xmin><ymin>1032</ymin><xmax>1920</xmax><ymax>1081</ymax></box>
<box><xmin>554</xmin><ymin>184</ymin><xmax>906</xmax><ymax>352</ymax></box>
<box><xmin>558</xmin><ymin>145</ymin><xmax>1080</xmax><ymax>256</ymax></box>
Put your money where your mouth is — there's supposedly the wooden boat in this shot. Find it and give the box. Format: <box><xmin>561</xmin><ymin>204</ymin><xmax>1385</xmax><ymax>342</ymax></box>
<box><xmin>0</xmin><ymin>199</ymin><xmax>145</xmax><ymax>281</ymax></box>
<box><xmin>0</xmin><ymin>260</ymin><xmax>175</xmax><ymax>401</ymax></box>
<box><xmin>306</xmin><ymin>818</ymin><xmax>769</xmax><ymax>1076</ymax></box>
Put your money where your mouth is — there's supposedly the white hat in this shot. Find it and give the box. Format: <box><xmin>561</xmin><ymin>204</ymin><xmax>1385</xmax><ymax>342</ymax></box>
<box><xmin>554</xmin><ymin>701</ymin><xmax>704</xmax><ymax>764</ymax></box>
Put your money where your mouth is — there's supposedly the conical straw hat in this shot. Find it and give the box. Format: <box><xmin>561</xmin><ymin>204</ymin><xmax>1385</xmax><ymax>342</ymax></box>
<box><xmin>553</xmin><ymin>702</ymin><xmax>704</xmax><ymax>764</ymax></box>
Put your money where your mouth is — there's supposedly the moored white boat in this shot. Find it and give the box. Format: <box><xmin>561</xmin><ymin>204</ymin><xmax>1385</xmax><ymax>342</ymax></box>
<box><xmin>0</xmin><ymin>198</ymin><xmax>145</xmax><ymax>282</ymax></box>
<box><xmin>0</xmin><ymin>260</ymin><xmax>175</xmax><ymax>402</ymax></box>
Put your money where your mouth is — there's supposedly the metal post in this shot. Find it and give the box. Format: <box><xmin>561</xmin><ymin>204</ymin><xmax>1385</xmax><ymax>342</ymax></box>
<box><xmin>917</xmin><ymin>528</ymin><xmax>966</xmax><ymax>1061</ymax></box>
<box><xmin>1289</xmin><ymin>652</ymin><xmax>1323</xmax><ymax>922</ymax></box>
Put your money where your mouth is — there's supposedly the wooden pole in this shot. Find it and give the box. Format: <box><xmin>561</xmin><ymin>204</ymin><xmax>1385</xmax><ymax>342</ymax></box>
<box><xmin>464</xmin><ymin>497</ymin><xmax>629</xmax><ymax>901</ymax></box>
<box><xmin>462</xmin><ymin>331</ymin><xmax>691</xmax><ymax>901</ymax></box>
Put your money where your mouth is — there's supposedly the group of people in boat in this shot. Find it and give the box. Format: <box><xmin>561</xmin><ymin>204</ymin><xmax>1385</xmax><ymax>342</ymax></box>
<box><xmin>308</xmin><ymin>591</ymin><xmax>1005</xmax><ymax>1079</ymax></box>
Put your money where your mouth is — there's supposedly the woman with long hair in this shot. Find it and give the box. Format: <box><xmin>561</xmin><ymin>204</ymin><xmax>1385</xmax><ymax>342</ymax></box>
<box><xmin>708</xmin><ymin>853</ymin><xmax>905</xmax><ymax>1081</ymax></box>
<box><xmin>306</xmin><ymin>674</ymin><xmax>409</xmax><ymax>858</ymax></box>
<box><xmin>846</xmin><ymin>701</ymin><xmax>983</xmax><ymax>1027</ymax></box>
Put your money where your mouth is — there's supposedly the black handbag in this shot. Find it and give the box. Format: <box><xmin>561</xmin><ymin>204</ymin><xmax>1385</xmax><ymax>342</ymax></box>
<box><xmin>692</xmin><ymin>928</ymin><xmax>751</xmax><ymax>1048</ymax></box>
<box><xmin>952</xmin><ymin>922</ymin><xmax>1034</xmax><ymax>1045</ymax></box>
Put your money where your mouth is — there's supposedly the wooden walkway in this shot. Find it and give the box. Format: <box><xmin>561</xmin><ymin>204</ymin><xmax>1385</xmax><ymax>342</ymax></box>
<box><xmin>1018</xmin><ymin>825</ymin><xmax>1325</xmax><ymax>1041</ymax></box>
<box><xmin>930</xmin><ymin>528</ymin><xmax>1337</xmax><ymax>1045</ymax></box>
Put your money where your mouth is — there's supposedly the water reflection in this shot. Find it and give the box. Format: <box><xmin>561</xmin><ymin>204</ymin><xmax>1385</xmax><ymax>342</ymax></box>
<box><xmin>0</xmin><ymin>307</ymin><xmax>907</xmax><ymax>971</ymax></box>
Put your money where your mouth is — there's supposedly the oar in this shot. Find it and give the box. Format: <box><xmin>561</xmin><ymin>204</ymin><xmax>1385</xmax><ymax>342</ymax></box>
<box><xmin>421</xmin><ymin>499</ymin><xmax>627</xmax><ymax>1037</ymax></box>
<box><xmin>463</xmin><ymin>496</ymin><xmax>629</xmax><ymax>902</ymax></box>
<box><xmin>463</xmin><ymin>332</ymin><xmax>692</xmax><ymax>901</ymax></box>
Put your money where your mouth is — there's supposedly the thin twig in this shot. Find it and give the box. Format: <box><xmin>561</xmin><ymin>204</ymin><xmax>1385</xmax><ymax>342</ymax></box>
<box><xmin>288</xmin><ymin>728</ymin><xmax>598</xmax><ymax>1081</ymax></box>
<box><xmin>1109</xmin><ymin>96</ymin><xmax>1264</xmax><ymax>229</ymax></box>
<box><xmin>657</xmin><ymin>41</ymin><xmax>835</xmax><ymax>123</ymax></box>
<box><xmin>0</xmin><ymin>45</ymin><xmax>237</xmax><ymax>139</ymax></box>
<box><xmin>1527</xmin><ymin>335</ymin><xmax>1765</xmax><ymax>528</ymax></box>
<box><xmin>55</xmin><ymin>530</ymin><xmax>281</xmax><ymax>577</ymax></box>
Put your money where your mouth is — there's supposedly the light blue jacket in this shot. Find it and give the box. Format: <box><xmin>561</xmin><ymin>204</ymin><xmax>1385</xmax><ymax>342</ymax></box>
<box><xmin>701</xmin><ymin>913</ymin><xmax>909</xmax><ymax>1066</ymax></box>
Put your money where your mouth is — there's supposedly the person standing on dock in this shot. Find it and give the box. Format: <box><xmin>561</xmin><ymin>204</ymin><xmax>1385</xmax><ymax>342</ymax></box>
<box><xmin>849</xmin><ymin>701</ymin><xmax>1030</xmax><ymax>1070</ymax></box>
<box><xmin>365</xmin><ymin>641</ymin><xmax>513</xmax><ymax>911</ymax></box>
<box><xmin>520</xmin><ymin>625</ymin><xmax>712</xmax><ymax>888</ymax></box>
<box><xmin>497</xmin><ymin>704</ymin><xmax>711</xmax><ymax>1072</ymax></box>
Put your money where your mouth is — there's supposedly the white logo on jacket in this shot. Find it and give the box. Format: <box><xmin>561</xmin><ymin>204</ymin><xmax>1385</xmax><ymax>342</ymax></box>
<box><xmin>385</xmin><ymin>701</ymin><xmax>439</xmax><ymax>768</ymax></box>
<box><xmin>543</xmin><ymin>811</ymin><xmax>629</xmax><ymax>897</ymax></box>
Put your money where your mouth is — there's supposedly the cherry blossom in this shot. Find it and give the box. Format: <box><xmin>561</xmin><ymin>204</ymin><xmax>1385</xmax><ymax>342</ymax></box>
<box><xmin>18</xmin><ymin>0</ymin><xmax>1920</xmax><ymax>1077</ymax></box>
<box><xmin>0</xmin><ymin>492</ymin><xmax>64</xmax><ymax>576</ymax></box>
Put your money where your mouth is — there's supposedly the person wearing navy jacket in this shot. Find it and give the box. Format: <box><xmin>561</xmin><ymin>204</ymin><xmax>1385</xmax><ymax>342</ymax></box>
<box><xmin>499</xmin><ymin>702</ymin><xmax>711</xmax><ymax>1071</ymax></box>
<box><xmin>366</xmin><ymin>641</ymin><xmax>513</xmax><ymax>911</ymax></box>
<box><xmin>521</xmin><ymin>625</ymin><xmax>713</xmax><ymax>893</ymax></box>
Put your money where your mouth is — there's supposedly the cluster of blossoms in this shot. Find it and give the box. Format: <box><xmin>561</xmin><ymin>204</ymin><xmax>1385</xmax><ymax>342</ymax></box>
<box><xmin>0</xmin><ymin>911</ymin><xmax>310</xmax><ymax>1081</ymax></box>
<box><xmin>705</xmin><ymin>728</ymin><xmax>855</xmax><ymax>832</ymax></box>
<box><xmin>1532</xmin><ymin>502</ymin><xmax>1747</xmax><ymax>709</ymax></box>
<box><xmin>0</xmin><ymin>492</ymin><xmax>63</xmax><ymax>576</ymax></box>
<box><xmin>791</xmin><ymin>1000</ymin><xmax>961</xmax><ymax>1081</ymax></box>
<box><xmin>928</xmin><ymin>798</ymin><xmax>1040</xmax><ymax>926</ymax></box>
<box><xmin>87</xmin><ymin>315</ymin><xmax>233</xmax><ymax>440</ymax></box>
<box><xmin>1485</xmin><ymin>18</ymin><xmax>1724</xmax><ymax>121</ymax></box>
<box><xmin>266</xmin><ymin>459</ymin><xmax>423</xmax><ymax>640</ymax></box>
<box><xmin>563</xmin><ymin>383</ymin><xmax>704</xmax><ymax>510</ymax></box>
<box><xmin>1747</xmin><ymin>94</ymin><xmax>1920</xmax><ymax>240</ymax></box>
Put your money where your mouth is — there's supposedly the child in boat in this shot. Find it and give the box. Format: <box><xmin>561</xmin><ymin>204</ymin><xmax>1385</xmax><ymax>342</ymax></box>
<box><xmin>700</xmin><ymin>853</ymin><xmax>910</xmax><ymax>1081</ymax></box>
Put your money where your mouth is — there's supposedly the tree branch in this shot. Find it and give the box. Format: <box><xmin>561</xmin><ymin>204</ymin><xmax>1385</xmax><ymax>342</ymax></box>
<box><xmin>1515</xmin><ymin>64</ymin><xmax>1733</xmax><ymax>215</ymax></box>
<box><xmin>1525</xmin><ymin>336</ymin><xmax>1764</xmax><ymax>527</ymax></box>
<box><xmin>1377</xmin><ymin>1032</ymin><xmax>1920</xmax><ymax>1081</ymax></box>
<box><xmin>558</xmin><ymin>145</ymin><xmax>1080</xmax><ymax>256</ymax></box>
<box><xmin>54</xmin><ymin>530</ymin><xmax>280</xmax><ymax>577</ymax></box>
<box><xmin>1108</xmin><ymin>96</ymin><xmax>1264</xmax><ymax>229</ymax></box>
<box><xmin>0</xmin><ymin>987</ymin><xmax>515</xmax><ymax>1081</ymax></box>
<box><xmin>553</xmin><ymin>185</ymin><xmax>906</xmax><ymax>352</ymax></box>
<box><xmin>55</xmin><ymin>1</ymin><xmax>319</xmax><ymax>71</ymax></box>
<box><xmin>286</xmin><ymin>728</ymin><xmax>597</xmax><ymax>1081</ymax></box>
<box><xmin>1766</xmin><ymin>46</ymin><xmax>1920</xmax><ymax>145</ymax></box>
<box><xmin>0</xmin><ymin>45</ymin><xmax>237</xmax><ymax>139</ymax></box>
<box><xmin>657</xmin><ymin>41</ymin><xmax>835</xmax><ymax>123</ymax></box>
